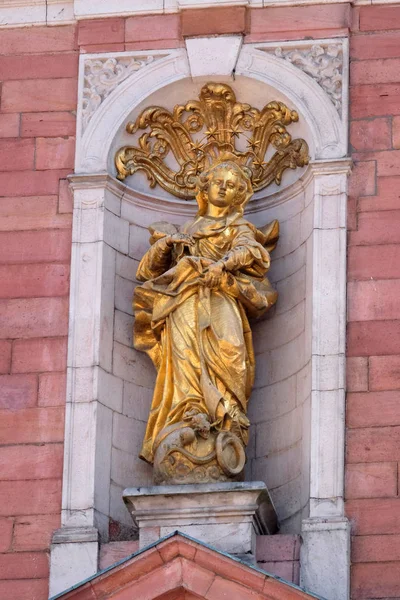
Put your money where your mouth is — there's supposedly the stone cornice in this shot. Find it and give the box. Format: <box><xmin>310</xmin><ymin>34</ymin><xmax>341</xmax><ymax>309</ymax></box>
<box><xmin>1</xmin><ymin>0</ymin><xmax>398</xmax><ymax>29</ymax></box>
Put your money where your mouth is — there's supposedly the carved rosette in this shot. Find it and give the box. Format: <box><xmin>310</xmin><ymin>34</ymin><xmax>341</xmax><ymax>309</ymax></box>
<box><xmin>115</xmin><ymin>82</ymin><xmax>310</xmax><ymax>199</ymax></box>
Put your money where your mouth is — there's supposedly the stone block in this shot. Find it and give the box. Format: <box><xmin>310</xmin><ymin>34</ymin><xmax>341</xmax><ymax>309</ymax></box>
<box><xmin>0</xmin><ymin>551</ymin><xmax>49</xmax><ymax>580</ymax></box>
<box><xmin>255</xmin><ymin>407</ymin><xmax>302</xmax><ymax>458</ymax></box>
<box><xmin>0</xmin><ymin>518</ymin><xmax>13</xmax><ymax>552</ymax></box>
<box><xmin>1</xmin><ymin>79</ymin><xmax>78</xmax><ymax>113</ymax></box>
<box><xmin>348</xmin><ymin>244</ymin><xmax>400</xmax><ymax>280</ymax></box>
<box><xmin>352</xmin><ymin>534</ymin><xmax>400</xmax><ymax>563</ymax></box>
<box><xmin>350</xmin><ymin>117</ymin><xmax>392</xmax><ymax>151</ymax></box>
<box><xmin>104</xmin><ymin>211</ymin><xmax>129</xmax><ymax>254</ymax></box>
<box><xmin>249</xmin><ymin>375</ymin><xmax>296</xmax><ymax>423</ymax></box>
<box><xmin>21</xmin><ymin>112</ymin><xmax>76</xmax><ymax>138</ymax></box>
<box><xmin>99</xmin><ymin>540</ymin><xmax>139</xmax><ymax>569</ymax></box>
<box><xmin>0</xmin><ymin>581</ymin><xmax>48</xmax><ymax>600</ymax></box>
<box><xmin>0</xmin><ymin>53</ymin><xmax>78</xmax><ymax>81</ymax></box>
<box><xmin>115</xmin><ymin>275</ymin><xmax>134</xmax><ymax>316</ymax></box>
<box><xmin>350</xmin><ymin>210</ymin><xmax>400</xmax><ymax>246</ymax></box>
<box><xmin>182</xmin><ymin>7</ymin><xmax>245</xmax><ymax>36</ymax></box>
<box><xmin>351</xmin><ymin>562</ymin><xmax>400</xmax><ymax>599</ymax></box>
<box><xmin>0</xmin><ymin>169</ymin><xmax>70</xmax><ymax>197</ymax></box>
<box><xmin>111</xmin><ymin>446</ymin><xmax>153</xmax><ymax>488</ymax></box>
<box><xmin>94</xmin><ymin>403</ymin><xmax>113</xmax><ymax>517</ymax></box>
<box><xmin>369</xmin><ymin>354</ymin><xmax>400</xmax><ymax>391</ymax></box>
<box><xmin>0</xmin><ymin>138</ymin><xmax>34</xmax><ymax>172</ymax></box>
<box><xmin>346</xmin><ymin>462</ymin><xmax>397</xmax><ymax>499</ymax></box>
<box><xmin>348</xmin><ymin>160</ymin><xmax>376</xmax><ymax>198</ymax></box>
<box><xmin>0</xmin><ymin>113</ymin><xmax>20</xmax><ymax>138</ymax></box>
<box><xmin>49</xmin><ymin>539</ymin><xmax>98</xmax><ymax>597</ymax></box>
<box><xmin>254</xmin><ymin>333</ymin><xmax>306</xmax><ymax>388</ymax></box>
<box><xmin>347</xmin><ymin>390</ymin><xmax>400</xmax><ymax>428</ymax></box>
<box><xmin>125</xmin><ymin>14</ymin><xmax>180</xmax><ymax>42</ymax></box>
<box><xmin>0</xmin><ymin>24</ymin><xmax>76</xmax><ymax>54</ymax></box>
<box><xmin>0</xmin><ymin>444</ymin><xmax>63</xmax><ymax>481</ymax></box>
<box><xmin>113</xmin><ymin>341</ymin><xmax>155</xmax><ymax>388</ymax></box>
<box><xmin>98</xmin><ymin>367</ymin><xmax>123</xmax><ymax>413</ymax></box>
<box><xmin>0</xmin><ymin>407</ymin><xmax>65</xmax><ymax>444</ymax></box>
<box><xmin>253</xmin><ymin>300</ymin><xmax>305</xmax><ymax>354</ymax></box>
<box><xmin>110</xmin><ymin>482</ymin><xmax>134</xmax><ymax>528</ymax></box>
<box><xmin>348</xmin><ymin>320</ymin><xmax>400</xmax><ymax>356</ymax></box>
<box><xmin>351</xmin><ymin>31</ymin><xmax>400</xmax><ymax>60</ymax></box>
<box><xmin>122</xmin><ymin>380</ymin><xmax>152</xmax><ymax>423</ymax></box>
<box><xmin>271</xmin><ymin>243</ymin><xmax>305</xmax><ymax>284</ymax></box>
<box><xmin>351</xmin><ymin>59</ymin><xmax>400</xmax><ymax>86</ymax></box>
<box><xmin>0</xmin><ymin>263</ymin><xmax>69</xmax><ymax>299</ymax></box>
<box><xmin>13</xmin><ymin>514</ymin><xmax>60</xmax><ymax>551</ymax></box>
<box><xmin>0</xmin><ymin>341</ymin><xmax>11</xmax><ymax>374</ymax></box>
<box><xmin>0</xmin><ymin>229</ymin><xmax>71</xmax><ymax>264</ymax></box>
<box><xmin>271</xmin><ymin>213</ymin><xmax>301</xmax><ymax>260</ymax></box>
<box><xmin>112</xmin><ymin>412</ymin><xmax>147</xmax><ymax>457</ymax></box>
<box><xmin>256</xmin><ymin>534</ymin><xmax>300</xmax><ymax>562</ymax></box>
<box><xmin>249</xmin><ymin>4</ymin><xmax>350</xmax><ymax>34</ymax></box>
<box><xmin>300</xmin><ymin>518</ymin><xmax>350</xmax><ymax>600</ymax></box>
<box><xmin>0</xmin><ymin>195</ymin><xmax>62</xmax><ymax>233</ymax></box>
<box><xmin>114</xmin><ymin>309</ymin><xmax>133</xmax><ymax>347</ymax></box>
<box><xmin>269</xmin><ymin>476</ymin><xmax>302</xmax><ymax>522</ymax></box>
<box><xmin>346</xmin><ymin>357</ymin><xmax>368</xmax><ymax>392</ymax></box>
<box><xmin>347</xmin><ymin>426</ymin><xmax>400</xmax><ymax>463</ymax></box>
<box><xmin>351</xmin><ymin>84</ymin><xmax>400</xmax><ymax>119</ymax></box>
<box><xmin>36</xmin><ymin>136</ymin><xmax>75</xmax><ymax>170</ymax></box>
<box><xmin>186</xmin><ymin>36</ymin><xmax>242</xmax><ymax>78</ymax></box>
<box><xmin>12</xmin><ymin>336</ymin><xmax>67</xmax><ymax>372</ymax></box>
<box><xmin>78</xmin><ymin>18</ymin><xmax>125</xmax><ymax>45</ymax></box>
<box><xmin>0</xmin><ymin>374</ymin><xmax>37</xmax><ymax>409</ymax></box>
<box><xmin>253</xmin><ymin>443</ymin><xmax>302</xmax><ymax>491</ymax></box>
<box><xmin>0</xmin><ymin>479</ymin><xmax>61</xmax><ymax>516</ymax></box>
<box><xmin>116</xmin><ymin>253</ymin><xmax>139</xmax><ymax>282</ymax></box>
<box><xmin>347</xmin><ymin>498</ymin><xmax>400</xmax><ymax>535</ymax></box>
<box><xmin>129</xmin><ymin>224</ymin><xmax>150</xmax><ymax>260</ymax></box>
<box><xmin>38</xmin><ymin>373</ymin><xmax>66</xmax><ymax>406</ymax></box>
<box><xmin>360</xmin><ymin>5</ymin><xmax>400</xmax><ymax>31</ymax></box>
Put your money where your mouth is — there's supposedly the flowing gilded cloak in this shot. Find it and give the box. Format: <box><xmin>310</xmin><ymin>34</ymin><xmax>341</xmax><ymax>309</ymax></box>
<box><xmin>133</xmin><ymin>213</ymin><xmax>278</xmax><ymax>463</ymax></box>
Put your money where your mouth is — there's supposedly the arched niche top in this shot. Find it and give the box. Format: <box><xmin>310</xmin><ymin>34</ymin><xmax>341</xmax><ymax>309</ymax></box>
<box><xmin>75</xmin><ymin>39</ymin><xmax>348</xmax><ymax>177</ymax></box>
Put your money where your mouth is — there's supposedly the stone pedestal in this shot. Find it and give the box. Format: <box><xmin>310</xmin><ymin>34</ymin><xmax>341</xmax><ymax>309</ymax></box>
<box><xmin>123</xmin><ymin>481</ymin><xmax>278</xmax><ymax>560</ymax></box>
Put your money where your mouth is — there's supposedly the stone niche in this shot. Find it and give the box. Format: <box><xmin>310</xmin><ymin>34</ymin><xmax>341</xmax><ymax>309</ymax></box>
<box><xmin>54</xmin><ymin>41</ymin><xmax>350</xmax><ymax>600</ymax></box>
<box><xmin>103</xmin><ymin>75</ymin><xmax>314</xmax><ymax>534</ymax></box>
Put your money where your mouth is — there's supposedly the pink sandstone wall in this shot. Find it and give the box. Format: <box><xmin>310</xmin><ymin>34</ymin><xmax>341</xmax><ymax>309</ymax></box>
<box><xmin>346</xmin><ymin>6</ymin><xmax>400</xmax><ymax>600</ymax></box>
<box><xmin>1</xmin><ymin>4</ymin><xmax>400</xmax><ymax>599</ymax></box>
<box><xmin>0</xmin><ymin>24</ymin><xmax>77</xmax><ymax>600</ymax></box>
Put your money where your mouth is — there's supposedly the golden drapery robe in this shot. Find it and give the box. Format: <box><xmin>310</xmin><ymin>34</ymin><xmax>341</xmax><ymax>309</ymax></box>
<box><xmin>133</xmin><ymin>213</ymin><xmax>278</xmax><ymax>464</ymax></box>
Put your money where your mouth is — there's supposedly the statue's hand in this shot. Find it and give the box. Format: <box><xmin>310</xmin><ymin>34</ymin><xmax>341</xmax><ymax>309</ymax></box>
<box><xmin>203</xmin><ymin>262</ymin><xmax>224</xmax><ymax>288</ymax></box>
<box><xmin>165</xmin><ymin>233</ymin><xmax>195</xmax><ymax>248</ymax></box>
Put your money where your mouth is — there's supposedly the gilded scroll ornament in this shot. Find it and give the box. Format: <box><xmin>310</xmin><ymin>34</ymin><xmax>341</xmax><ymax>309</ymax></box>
<box><xmin>121</xmin><ymin>84</ymin><xmax>309</xmax><ymax>485</ymax></box>
<box><xmin>115</xmin><ymin>82</ymin><xmax>309</xmax><ymax>199</ymax></box>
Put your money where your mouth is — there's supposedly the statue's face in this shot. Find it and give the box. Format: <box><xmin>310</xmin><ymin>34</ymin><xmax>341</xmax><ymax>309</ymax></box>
<box><xmin>208</xmin><ymin>168</ymin><xmax>241</xmax><ymax>208</ymax></box>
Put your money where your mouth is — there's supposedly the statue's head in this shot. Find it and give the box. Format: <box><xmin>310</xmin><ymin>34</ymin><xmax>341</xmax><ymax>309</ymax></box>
<box><xmin>196</xmin><ymin>155</ymin><xmax>253</xmax><ymax>217</ymax></box>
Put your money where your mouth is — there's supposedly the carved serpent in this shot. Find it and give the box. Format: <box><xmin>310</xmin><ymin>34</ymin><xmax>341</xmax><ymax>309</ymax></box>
<box><xmin>164</xmin><ymin>431</ymin><xmax>245</xmax><ymax>476</ymax></box>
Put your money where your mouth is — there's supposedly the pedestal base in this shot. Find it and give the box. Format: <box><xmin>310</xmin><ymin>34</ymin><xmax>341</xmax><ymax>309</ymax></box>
<box><xmin>300</xmin><ymin>517</ymin><xmax>351</xmax><ymax>600</ymax></box>
<box><xmin>123</xmin><ymin>481</ymin><xmax>278</xmax><ymax>560</ymax></box>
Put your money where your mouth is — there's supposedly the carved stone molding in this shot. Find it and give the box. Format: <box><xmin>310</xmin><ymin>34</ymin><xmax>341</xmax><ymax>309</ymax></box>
<box><xmin>81</xmin><ymin>54</ymin><xmax>167</xmax><ymax>133</ymax></box>
<box><xmin>258</xmin><ymin>40</ymin><xmax>347</xmax><ymax>118</ymax></box>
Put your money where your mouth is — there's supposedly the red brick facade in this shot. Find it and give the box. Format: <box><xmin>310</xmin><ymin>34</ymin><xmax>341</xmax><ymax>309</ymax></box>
<box><xmin>1</xmin><ymin>5</ymin><xmax>400</xmax><ymax>599</ymax></box>
<box><xmin>347</xmin><ymin>7</ymin><xmax>400</xmax><ymax>599</ymax></box>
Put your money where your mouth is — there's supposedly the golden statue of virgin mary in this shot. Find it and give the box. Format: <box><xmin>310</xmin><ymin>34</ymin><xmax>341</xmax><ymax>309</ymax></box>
<box><xmin>115</xmin><ymin>83</ymin><xmax>309</xmax><ymax>484</ymax></box>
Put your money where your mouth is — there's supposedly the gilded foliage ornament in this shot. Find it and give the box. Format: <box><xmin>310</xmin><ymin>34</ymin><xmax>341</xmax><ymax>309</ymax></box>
<box><xmin>115</xmin><ymin>82</ymin><xmax>309</xmax><ymax>199</ymax></box>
